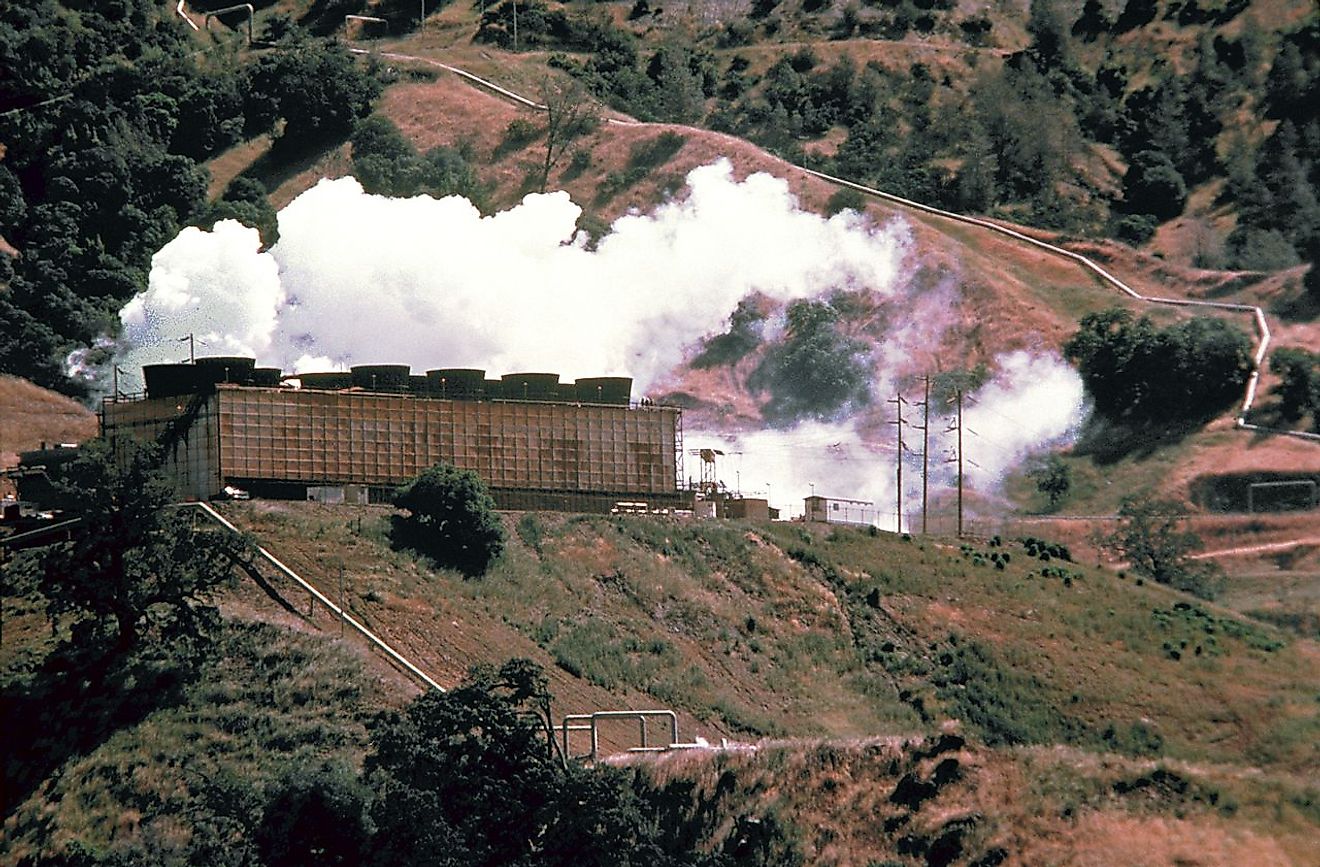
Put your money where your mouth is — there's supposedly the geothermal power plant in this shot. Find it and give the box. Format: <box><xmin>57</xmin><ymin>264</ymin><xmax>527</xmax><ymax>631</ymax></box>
<box><xmin>99</xmin><ymin>357</ymin><xmax>685</xmax><ymax>512</ymax></box>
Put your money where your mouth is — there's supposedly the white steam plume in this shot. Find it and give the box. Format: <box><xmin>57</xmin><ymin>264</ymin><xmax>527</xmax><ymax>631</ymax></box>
<box><xmin>690</xmin><ymin>352</ymin><xmax>1088</xmax><ymax>527</ymax></box>
<box><xmin>111</xmin><ymin>160</ymin><xmax>908</xmax><ymax>389</ymax></box>
<box><xmin>118</xmin><ymin>221</ymin><xmax>283</xmax><ymax>367</ymax></box>
<box><xmin>688</xmin><ymin>417</ymin><xmax>899</xmax><ymax>525</ymax></box>
<box><xmin>952</xmin><ymin>352</ymin><xmax>1088</xmax><ymax>488</ymax></box>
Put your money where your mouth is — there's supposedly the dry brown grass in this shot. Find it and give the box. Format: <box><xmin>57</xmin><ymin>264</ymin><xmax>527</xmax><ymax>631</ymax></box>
<box><xmin>623</xmin><ymin>735</ymin><xmax>1318</xmax><ymax>866</ymax></box>
<box><xmin>204</xmin><ymin>134</ymin><xmax>273</xmax><ymax>199</ymax></box>
<box><xmin>0</xmin><ymin>376</ymin><xmax>97</xmax><ymax>485</ymax></box>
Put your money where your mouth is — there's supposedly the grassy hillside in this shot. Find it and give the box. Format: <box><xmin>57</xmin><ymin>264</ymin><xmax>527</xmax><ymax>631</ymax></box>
<box><xmin>218</xmin><ymin>502</ymin><xmax>1320</xmax><ymax>768</ymax></box>
<box><xmin>0</xmin><ymin>376</ymin><xmax>97</xmax><ymax>495</ymax></box>
<box><xmin>5</xmin><ymin>504</ymin><xmax>1317</xmax><ymax>862</ymax></box>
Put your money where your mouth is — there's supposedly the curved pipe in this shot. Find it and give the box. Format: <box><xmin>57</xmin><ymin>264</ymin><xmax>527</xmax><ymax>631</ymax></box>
<box><xmin>204</xmin><ymin>3</ymin><xmax>254</xmax><ymax>45</ymax></box>
<box><xmin>796</xmin><ymin>165</ymin><xmax>1315</xmax><ymax>439</ymax></box>
<box><xmin>175</xmin><ymin>0</ymin><xmax>199</xmax><ymax>31</ymax></box>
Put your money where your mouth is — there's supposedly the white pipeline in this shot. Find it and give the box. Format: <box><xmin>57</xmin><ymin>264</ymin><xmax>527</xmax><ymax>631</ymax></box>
<box><xmin>185</xmin><ymin>501</ymin><xmax>445</xmax><ymax>693</ymax></box>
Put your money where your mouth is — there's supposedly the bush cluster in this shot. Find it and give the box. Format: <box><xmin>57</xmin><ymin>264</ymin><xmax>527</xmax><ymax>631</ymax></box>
<box><xmin>1065</xmin><ymin>308</ymin><xmax>1253</xmax><ymax>424</ymax></box>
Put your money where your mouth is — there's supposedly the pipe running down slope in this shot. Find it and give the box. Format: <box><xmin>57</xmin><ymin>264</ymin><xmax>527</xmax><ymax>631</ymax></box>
<box><xmin>355</xmin><ymin>47</ymin><xmax>1317</xmax><ymax>443</ymax></box>
<box><xmin>184</xmin><ymin>501</ymin><xmax>446</xmax><ymax>693</ymax></box>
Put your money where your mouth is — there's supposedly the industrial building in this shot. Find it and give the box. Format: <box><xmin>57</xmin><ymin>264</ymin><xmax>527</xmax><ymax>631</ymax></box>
<box><xmin>804</xmin><ymin>495</ymin><xmax>879</xmax><ymax>527</ymax></box>
<box><xmin>99</xmin><ymin>358</ymin><xmax>687</xmax><ymax>512</ymax></box>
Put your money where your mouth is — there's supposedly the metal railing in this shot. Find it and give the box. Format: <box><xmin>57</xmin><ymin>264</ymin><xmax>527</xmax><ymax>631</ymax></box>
<box><xmin>560</xmin><ymin>709</ymin><xmax>679</xmax><ymax>763</ymax></box>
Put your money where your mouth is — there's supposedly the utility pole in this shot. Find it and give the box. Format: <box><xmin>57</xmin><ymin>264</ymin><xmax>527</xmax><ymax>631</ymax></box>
<box><xmin>888</xmin><ymin>392</ymin><xmax>906</xmax><ymax>534</ymax></box>
<box><xmin>917</xmin><ymin>375</ymin><xmax>930</xmax><ymax>535</ymax></box>
<box><xmin>180</xmin><ymin>333</ymin><xmax>195</xmax><ymax>364</ymax></box>
<box><xmin>943</xmin><ymin>387</ymin><xmax>965</xmax><ymax>538</ymax></box>
<box><xmin>956</xmin><ymin>388</ymin><xmax>964</xmax><ymax>537</ymax></box>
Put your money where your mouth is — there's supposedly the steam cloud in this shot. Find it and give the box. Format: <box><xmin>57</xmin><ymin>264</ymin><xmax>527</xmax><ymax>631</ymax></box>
<box><xmin>690</xmin><ymin>352</ymin><xmax>1087</xmax><ymax>528</ymax></box>
<box><xmin>111</xmin><ymin>160</ymin><xmax>907</xmax><ymax>385</ymax></box>
<box><xmin>95</xmin><ymin>159</ymin><xmax>1088</xmax><ymax>519</ymax></box>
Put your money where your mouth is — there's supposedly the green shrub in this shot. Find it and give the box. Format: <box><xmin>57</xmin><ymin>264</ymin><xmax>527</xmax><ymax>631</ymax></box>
<box><xmin>826</xmin><ymin>187</ymin><xmax>867</xmax><ymax>216</ymax></box>
<box><xmin>595</xmin><ymin>132</ymin><xmax>687</xmax><ymax>202</ymax></box>
<box><xmin>393</xmin><ymin>463</ymin><xmax>505</xmax><ymax>577</ymax></box>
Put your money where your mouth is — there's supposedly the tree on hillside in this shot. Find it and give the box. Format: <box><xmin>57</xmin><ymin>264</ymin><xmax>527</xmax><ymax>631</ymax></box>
<box><xmin>1026</xmin><ymin>0</ymin><xmax>1071</xmax><ymax>70</ymax></box>
<box><xmin>256</xmin><ymin>762</ymin><xmax>374</xmax><ymax>867</ymax></box>
<box><xmin>350</xmin><ymin>116</ymin><xmax>488</xmax><ymax>208</ymax></box>
<box><xmin>1301</xmin><ymin>229</ymin><xmax>1320</xmax><ymax>302</ymax></box>
<box><xmin>1113</xmin><ymin>0</ymin><xmax>1157</xmax><ymax>33</ymax></box>
<box><xmin>1027</xmin><ymin>454</ymin><xmax>1072</xmax><ymax>510</ymax></box>
<box><xmin>243</xmin><ymin>40</ymin><xmax>381</xmax><ymax>149</ymax></box>
<box><xmin>1121</xmin><ymin>150</ymin><xmax>1187</xmax><ymax>222</ymax></box>
<box><xmin>1102</xmin><ymin>494</ymin><xmax>1222</xmax><ymax>599</ymax></box>
<box><xmin>1064</xmin><ymin>308</ymin><xmax>1251</xmax><ymax>423</ymax></box>
<box><xmin>1269</xmin><ymin>347</ymin><xmax>1320</xmax><ymax>422</ymax></box>
<box><xmin>363</xmin><ymin>658</ymin><xmax>696</xmax><ymax>867</ymax></box>
<box><xmin>393</xmin><ymin>463</ymin><xmax>505</xmax><ymax>577</ymax></box>
<box><xmin>5</xmin><ymin>440</ymin><xmax>251</xmax><ymax>654</ymax></box>
<box><xmin>192</xmin><ymin>175</ymin><xmax>280</xmax><ymax>248</ymax></box>
<box><xmin>955</xmin><ymin>118</ymin><xmax>998</xmax><ymax>212</ymax></box>
<box><xmin>1072</xmin><ymin>0</ymin><xmax>1110</xmax><ymax>40</ymax></box>
<box><xmin>539</xmin><ymin>79</ymin><xmax>598</xmax><ymax>192</ymax></box>
<box><xmin>749</xmin><ymin>299</ymin><xmax>872</xmax><ymax>424</ymax></box>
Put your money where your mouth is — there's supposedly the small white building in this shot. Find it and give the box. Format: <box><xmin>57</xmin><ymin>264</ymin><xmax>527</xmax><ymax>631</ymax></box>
<box><xmin>804</xmin><ymin>495</ymin><xmax>878</xmax><ymax>527</ymax></box>
<box><xmin>306</xmin><ymin>484</ymin><xmax>370</xmax><ymax>505</ymax></box>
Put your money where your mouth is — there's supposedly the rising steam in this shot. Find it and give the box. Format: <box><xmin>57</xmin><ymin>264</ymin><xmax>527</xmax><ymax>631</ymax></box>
<box><xmin>90</xmin><ymin>159</ymin><xmax>1087</xmax><ymax>518</ymax></box>
<box><xmin>690</xmin><ymin>352</ymin><xmax>1087</xmax><ymax>528</ymax></box>
<box><xmin>109</xmin><ymin>160</ymin><xmax>907</xmax><ymax>385</ymax></box>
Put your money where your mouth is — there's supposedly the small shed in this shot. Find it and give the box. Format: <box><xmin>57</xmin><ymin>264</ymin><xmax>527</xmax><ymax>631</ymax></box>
<box><xmin>804</xmin><ymin>495</ymin><xmax>878</xmax><ymax>527</ymax></box>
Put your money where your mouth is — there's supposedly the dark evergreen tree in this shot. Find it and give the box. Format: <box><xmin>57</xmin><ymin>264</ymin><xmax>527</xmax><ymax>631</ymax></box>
<box><xmin>1072</xmin><ymin>0</ymin><xmax>1110</xmax><ymax>40</ymax></box>
<box><xmin>1121</xmin><ymin>150</ymin><xmax>1187</xmax><ymax>221</ymax></box>
<box><xmin>1114</xmin><ymin>0</ymin><xmax>1157</xmax><ymax>33</ymax></box>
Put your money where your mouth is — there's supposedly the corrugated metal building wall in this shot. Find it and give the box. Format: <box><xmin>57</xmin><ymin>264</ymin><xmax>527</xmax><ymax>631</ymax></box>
<box><xmin>103</xmin><ymin>385</ymin><xmax>684</xmax><ymax>510</ymax></box>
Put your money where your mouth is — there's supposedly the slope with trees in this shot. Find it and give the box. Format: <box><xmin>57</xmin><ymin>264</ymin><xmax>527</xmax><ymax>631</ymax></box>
<box><xmin>0</xmin><ymin>2</ymin><xmax>382</xmax><ymax>392</ymax></box>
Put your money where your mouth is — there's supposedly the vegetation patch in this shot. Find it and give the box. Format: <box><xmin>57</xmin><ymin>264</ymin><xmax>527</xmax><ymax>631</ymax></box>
<box><xmin>1152</xmin><ymin>601</ymin><xmax>1286</xmax><ymax>660</ymax></box>
<box><xmin>543</xmin><ymin>617</ymin><xmax>677</xmax><ymax>690</ymax></box>
<box><xmin>594</xmin><ymin>131</ymin><xmax>687</xmax><ymax>203</ymax></box>
<box><xmin>932</xmin><ymin>635</ymin><xmax>1085</xmax><ymax>747</ymax></box>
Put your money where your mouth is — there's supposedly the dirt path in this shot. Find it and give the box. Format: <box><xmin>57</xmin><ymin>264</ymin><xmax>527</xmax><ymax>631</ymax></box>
<box><xmin>1191</xmin><ymin>537</ymin><xmax>1320</xmax><ymax>560</ymax></box>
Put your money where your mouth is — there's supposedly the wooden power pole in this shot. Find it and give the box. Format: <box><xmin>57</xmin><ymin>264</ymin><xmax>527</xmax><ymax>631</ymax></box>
<box><xmin>888</xmin><ymin>392</ymin><xmax>906</xmax><ymax>533</ymax></box>
<box><xmin>920</xmin><ymin>376</ymin><xmax>930</xmax><ymax>534</ymax></box>
<box><xmin>956</xmin><ymin>388</ymin><xmax>964</xmax><ymax>537</ymax></box>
